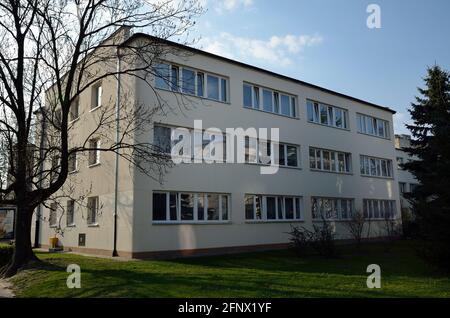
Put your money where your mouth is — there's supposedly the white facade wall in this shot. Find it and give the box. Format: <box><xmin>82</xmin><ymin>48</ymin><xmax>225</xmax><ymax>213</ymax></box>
<box><xmin>34</xmin><ymin>38</ymin><xmax>400</xmax><ymax>257</ymax></box>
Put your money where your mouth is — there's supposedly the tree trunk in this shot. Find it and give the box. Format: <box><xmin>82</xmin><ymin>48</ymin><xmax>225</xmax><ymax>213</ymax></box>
<box><xmin>1</xmin><ymin>204</ymin><xmax>39</xmax><ymax>278</ymax></box>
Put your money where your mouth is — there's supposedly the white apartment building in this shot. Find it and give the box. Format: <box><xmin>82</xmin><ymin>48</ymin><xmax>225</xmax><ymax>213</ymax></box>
<box><xmin>32</xmin><ymin>31</ymin><xmax>401</xmax><ymax>258</ymax></box>
<box><xmin>395</xmin><ymin>134</ymin><xmax>419</xmax><ymax>216</ymax></box>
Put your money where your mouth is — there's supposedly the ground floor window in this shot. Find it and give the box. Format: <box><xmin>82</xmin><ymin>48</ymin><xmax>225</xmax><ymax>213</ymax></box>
<box><xmin>311</xmin><ymin>197</ymin><xmax>354</xmax><ymax>220</ymax></box>
<box><xmin>363</xmin><ymin>199</ymin><xmax>396</xmax><ymax>219</ymax></box>
<box><xmin>245</xmin><ymin>194</ymin><xmax>302</xmax><ymax>221</ymax></box>
<box><xmin>152</xmin><ymin>191</ymin><xmax>230</xmax><ymax>223</ymax></box>
<box><xmin>87</xmin><ymin>196</ymin><xmax>99</xmax><ymax>225</ymax></box>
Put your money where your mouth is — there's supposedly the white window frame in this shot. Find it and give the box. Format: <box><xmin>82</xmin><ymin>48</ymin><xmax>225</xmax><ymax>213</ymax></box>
<box><xmin>155</xmin><ymin>61</ymin><xmax>229</xmax><ymax>103</ymax></box>
<box><xmin>87</xmin><ymin>196</ymin><xmax>99</xmax><ymax>226</ymax></box>
<box><xmin>363</xmin><ymin>199</ymin><xmax>396</xmax><ymax>220</ymax></box>
<box><xmin>245</xmin><ymin>194</ymin><xmax>303</xmax><ymax>222</ymax></box>
<box><xmin>356</xmin><ymin>113</ymin><xmax>390</xmax><ymax>139</ymax></box>
<box><xmin>91</xmin><ymin>83</ymin><xmax>102</xmax><ymax>110</ymax></box>
<box><xmin>309</xmin><ymin>147</ymin><xmax>352</xmax><ymax>173</ymax></box>
<box><xmin>307</xmin><ymin>99</ymin><xmax>349</xmax><ymax>130</ymax></box>
<box><xmin>88</xmin><ymin>139</ymin><xmax>101</xmax><ymax>167</ymax></box>
<box><xmin>243</xmin><ymin>82</ymin><xmax>298</xmax><ymax>118</ymax></box>
<box><xmin>66</xmin><ymin>200</ymin><xmax>75</xmax><ymax>227</ymax></box>
<box><xmin>360</xmin><ymin>155</ymin><xmax>393</xmax><ymax>178</ymax></box>
<box><xmin>311</xmin><ymin>197</ymin><xmax>355</xmax><ymax>221</ymax></box>
<box><xmin>152</xmin><ymin>191</ymin><xmax>230</xmax><ymax>224</ymax></box>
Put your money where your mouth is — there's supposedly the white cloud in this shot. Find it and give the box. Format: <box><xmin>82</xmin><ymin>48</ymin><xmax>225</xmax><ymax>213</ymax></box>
<box><xmin>197</xmin><ymin>32</ymin><xmax>323</xmax><ymax>67</ymax></box>
<box><xmin>213</xmin><ymin>0</ymin><xmax>254</xmax><ymax>13</ymax></box>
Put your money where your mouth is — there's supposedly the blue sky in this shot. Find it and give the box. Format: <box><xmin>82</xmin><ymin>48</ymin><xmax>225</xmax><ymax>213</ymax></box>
<box><xmin>187</xmin><ymin>0</ymin><xmax>450</xmax><ymax>134</ymax></box>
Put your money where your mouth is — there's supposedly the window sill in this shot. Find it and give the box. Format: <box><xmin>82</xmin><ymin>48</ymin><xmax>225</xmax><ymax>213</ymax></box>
<box><xmin>245</xmin><ymin>219</ymin><xmax>304</xmax><ymax>224</ymax></box>
<box><xmin>357</xmin><ymin>131</ymin><xmax>390</xmax><ymax>141</ymax></box>
<box><xmin>69</xmin><ymin>117</ymin><xmax>80</xmax><ymax>124</ymax></box>
<box><xmin>49</xmin><ymin>225</ymin><xmax>58</xmax><ymax>228</ymax></box>
<box><xmin>89</xmin><ymin>105</ymin><xmax>102</xmax><ymax>112</ymax></box>
<box><xmin>68</xmin><ymin>170</ymin><xmax>79</xmax><ymax>175</ymax></box>
<box><xmin>87</xmin><ymin>223</ymin><xmax>99</xmax><ymax>227</ymax></box>
<box><xmin>244</xmin><ymin>162</ymin><xmax>302</xmax><ymax>170</ymax></box>
<box><xmin>66</xmin><ymin>224</ymin><xmax>76</xmax><ymax>228</ymax></box>
<box><xmin>152</xmin><ymin>221</ymin><xmax>231</xmax><ymax>225</ymax></box>
<box><xmin>155</xmin><ymin>87</ymin><xmax>230</xmax><ymax>106</ymax></box>
<box><xmin>243</xmin><ymin>105</ymin><xmax>299</xmax><ymax>120</ymax></box>
<box><xmin>307</xmin><ymin>120</ymin><xmax>350</xmax><ymax>131</ymax></box>
<box><xmin>310</xmin><ymin>169</ymin><xmax>353</xmax><ymax>176</ymax></box>
<box><xmin>360</xmin><ymin>174</ymin><xmax>394</xmax><ymax>180</ymax></box>
<box><xmin>88</xmin><ymin>163</ymin><xmax>101</xmax><ymax>168</ymax></box>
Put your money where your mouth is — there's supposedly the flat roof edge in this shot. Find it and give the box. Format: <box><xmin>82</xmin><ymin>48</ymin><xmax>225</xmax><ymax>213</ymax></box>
<box><xmin>123</xmin><ymin>33</ymin><xmax>396</xmax><ymax>114</ymax></box>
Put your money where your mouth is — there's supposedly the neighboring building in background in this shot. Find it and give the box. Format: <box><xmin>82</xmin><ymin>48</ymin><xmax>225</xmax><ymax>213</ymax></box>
<box><xmin>0</xmin><ymin>208</ymin><xmax>15</xmax><ymax>239</ymax></box>
<box><xmin>395</xmin><ymin>134</ymin><xmax>419</xmax><ymax>217</ymax></box>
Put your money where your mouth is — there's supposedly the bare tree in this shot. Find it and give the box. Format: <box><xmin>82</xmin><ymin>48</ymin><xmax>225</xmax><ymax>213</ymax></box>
<box><xmin>342</xmin><ymin>210</ymin><xmax>366</xmax><ymax>246</ymax></box>
<box><xmin>0</xmin><ymin>0</ymin><xmax>203</xmax><ymax>277</ymax></box>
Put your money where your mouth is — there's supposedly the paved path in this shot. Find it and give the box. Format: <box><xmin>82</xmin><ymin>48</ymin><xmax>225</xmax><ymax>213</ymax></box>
<box><xmin>0</xmin><ymin>279</ymin><xmax>14</xmax><ymax>298</ymax></box>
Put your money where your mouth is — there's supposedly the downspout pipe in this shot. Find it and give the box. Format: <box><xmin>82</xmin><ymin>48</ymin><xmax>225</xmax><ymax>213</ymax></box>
<box><xmin>112</xmin><ymin>48</ymin><xmax>121</xmax><ymax>257</ymax></box>
<box><xmin>34</xmin><ymin>108</ymin><xmax>46</xmax><ymax>248</ymax></box>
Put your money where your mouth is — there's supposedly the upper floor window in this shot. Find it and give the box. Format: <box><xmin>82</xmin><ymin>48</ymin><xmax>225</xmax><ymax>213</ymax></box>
<box><xmin>245</xmin><ymin>194</ymin><xmax>302</xmax><ymax>221</ymax></box>
<box><xmin>68</xmin><ymin>151</ymin><xmax>77</xmax><ymax>173</ymax></box>
<box><xmin>243</xmin><ymin>83</ymin><xmax>297</xmax><ymax>118</ymax></box>
<box><xmin>153</xmin><ymin>191</ymin><xmax>229</xmax><ymax>223</ymax></box>
<box><xmin>155</xmin><ymin>62</ymin><xmax>228</xmax><ymax>102</ymax></box>
<box><xmin>311</xmin><ymin>197</ymin><xmax>354</xmax><ymax>220</ymax></box>
<box><xmin>357</xmin><ymin>113</ymin><xmax>390</xmax><ymax>139</ymax></box>
<box><xmin>306</xmin><ymin>100</ymin><xmax>349</xmax><ymax>129</ymax></box>
<box><xmin>91</xmin><ymin>83</ymin><xmax>102</xmax><ymax>109</ymax></box>
<box><xmin>244</xmin><ymin>137</ymin><xmax>300</xmax><ymax>168</ymax></box>
<box><xmin>399</xmin><ymin>182</ymin><xmax>407</xmax><ymax>194</ymax></box>
<box><xmin>360</xmin><ymin>155</ymin><xmax>393</xmax><ymax>178</ymax></box>
<box><xmin>69</xmin><ymin>99</ymin><xmax>79</xmax><ymax>121</ymax></box>
<box><xmin>88</xmin><ymin>138</ymin><xmax>101</xmax><ymax>166</ymax></box>
<box><xmin>309</xmin><ymin>147</ymin><xmax>351</xmax><ymax>173</ymax></box>
<box><xmin>396</xmin><ymin>156</ymin><xmax>404</xmax><ymax>169</ymax></box>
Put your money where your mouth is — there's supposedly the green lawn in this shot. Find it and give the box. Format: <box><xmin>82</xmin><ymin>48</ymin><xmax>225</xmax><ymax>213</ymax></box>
<box><xmin>10</xmin><ymin>241</ymin><xmax>450</xmax><ymax>298</ymax></box>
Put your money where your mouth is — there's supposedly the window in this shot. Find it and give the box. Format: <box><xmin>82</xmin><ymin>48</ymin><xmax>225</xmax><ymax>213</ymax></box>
<box><xmin>152</xmin><ymin>191</ymin><xmax>229</xmax><ymax>223</ymax></box>
<box><xmin>180</xmin><ymin>193</ymin><xmax>194</xmax><ymax>220</ymax></box>
<box><xmin>309</xmin><ymin>147</ymin><xmax>351</xmax><ymax>173</ymax></box>
<box><xmin>155</xmin><ymin>62</ymin><xmax>228</xmax><ymax>102</ymax></box>
<box><xmin>244</xmin><ymin>136</ymin><xmax>257</xmax><ymax>163</ymax></box>
<box><xmin>197</xmin><ymin>72</ymin><xmax>204</xmax><ymax>97</ymax></box>
<box><xmin>49</xmin><ymin>203</ymin><xmax>58</xmax><ymax>227</ymax></box>
<box><xmin>399</xmin><ymin>182</ymin><xmax>406</xmax><ymax>194</ymax></box>
<box><xmin>363</xmin><ymin>199</ymin><xmax>396</xmax><ymax>219</ymax></box>
<box><xmin>243</xmin><ymin>83</ymin><xmax>297</xmax><ymax>117</ymax></box>
<box><xmin>153</xmin><ymin>125</ymin><xmax>172</xmax><ymax>153</ymax></box>
<box><xmin>396</xmin><ymin>157</ymin><xmax>404</xmax><ymax>169</ymax></box>
<box><xmin>243</xmin><ymin>84</ymin><xmax>252</xmax><ymax>108</ymax></box>
<box><xmin>92</xmin><ymin>83</ymin><xmax>102</xmax><ymax>109</ymax></box>
<box><xmin>207</xmin><ymin>74</ymin><xmax>219</xmax><ymax>100</ymax></box>
<box><xmin>68</xmin><ymin>151</ymin><xmax>77</xmax><ymax>173</ymax></box>
<box><xmin>87</xmin><ymin>196</ymin><xmax>99</xmax><ymax>225</ymax></box>
<box><xmin>67</xmin><ymin>200</ymin><xmax>75</xmax><ymax>226</ymax></box>
<box><xmin>306</xmin><ymin>100</ymin><xmax>348</xmax><ymax>129</ymax></box>
<box><xmin>69</xmin><ymin>99</ymin><xmax>79</xmax><ymax>121</ymax></box>
<box><xmin>276</xmin><ymin>144</ymin><xmax>300</xmax><ymax>167</ymax></box>
<box><xmin>182</xmin><ymin>68</ymin><xmax>196</xmax><ymax>95</ymax></box>
<box><xmin>360</xmin><ymin>155</ymin><xmax>392</xmax><ymax>178</ymax></box>
<box><xmin>155</xmin><ymin>63</ymin><xmax>170</xmax><ymax>90</ymax></box>
<box><xmin>245</xmin><ymin>194</ymin><xmax>303</xmax><ymax>221</ymax></box>
<box><xmin>88</xmin><ymin>139</ymin><xmax>100</xmax><ymax>166</ymax></box>
<box><xmin>357</xmin><ymin>114</ymin><xmax>390</xmax><ymax>139</ymax></box>
<box><xmin>263</xmin><ymin>89</ymin><xmax>272</xmax><ymax>112</ymax></box>
<box><xmin>311</xmin><ymin>197</ymin><xmax>354</xmax><ymax>220</ymax></box>
<box><xmin>171</xmin><ymin>65</ymin><xmax>179</xmax><ymax>91</ymax></box>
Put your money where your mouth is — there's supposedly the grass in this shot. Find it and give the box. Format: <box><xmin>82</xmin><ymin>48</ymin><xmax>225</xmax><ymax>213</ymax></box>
<box><xmin>9</xmin><ymin>240</ymin><xmax>450</xmax><ymax>298</ymax></box>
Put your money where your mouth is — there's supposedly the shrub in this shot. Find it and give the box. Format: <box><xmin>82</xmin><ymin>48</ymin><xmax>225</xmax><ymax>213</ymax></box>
<box><xmin>0</xmin><ymin>244</ymin><xmax>13</xmax><ymax>267</ymax></box>
<box><xmin>288</xmin><ymin>217</ymin><xmax>338</xmax><ymax>258</ymax></box>
<box><xmin>342</xmin><ymin>210</ymin><xmax>366</xmax><ymax>246</ymax></box>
